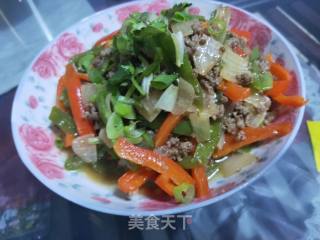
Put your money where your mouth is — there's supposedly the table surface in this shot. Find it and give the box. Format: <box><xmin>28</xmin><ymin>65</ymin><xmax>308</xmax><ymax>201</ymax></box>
<box><xmin>1</xmin><ymin>0</ymin><xmax>320</xmax><ymax>239</ymax></box>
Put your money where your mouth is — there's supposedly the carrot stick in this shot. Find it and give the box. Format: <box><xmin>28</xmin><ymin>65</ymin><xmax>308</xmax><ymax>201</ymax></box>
<box><xmin>265</xmin><ymin>63</ymin><xmax>306</xmax><ymax>106</ymax></box>
<box><xmin>230</xmin><ymin>28</ymin><xmax>252</xmax><ymax>41</ymax></box>
<box><xmin>65</xmin><ymin>64</ymin><xmax>94</xmax><ymax>136</ymax></box>
<box><xmin>114</xmin><ymin>138</ymin><xmax>194</xmax><ymax>185</ymax></box>
<box><xmin>94</xmin><ymin>30</ymin><xmax>119</xmax><ymax>47</ymax></box>
<box><xmin>56</xmin><ymin>76</ymin><xmax>67</xmax><ymax>110</ymax></box>
<box><xmin>64</xmin><ymin>133</ymin><xmax>74</xmax><ymax>147</ymax></box>
<box><xmin>273</xmin><ymin>94</ymin><xmax>307</xmax><ymax>107</ymax></box>
<box><xmin>154</xmin><ymin>113</ymin><xmax>183</xmax><ymax>147</ymax></box>
<box><xmin>218</xmin><ymin>81</ymin><xmax>251</xmax><ymax>102</ymax></box>
<box><xmin>154</xmin><ymin>174</ymin><xmax>175</xmax><ymax>196</ymax></box>
<box><xmin>213</xmin><ymin>122</ymin><xmax>293</xmax><ymax>158</ymax></box>
<box><xmin>118</xmin><ymin>167</ymin><xmax>156</xmax><ymax>194</ymax></box>
<box><xmin>191</xmin><ymin>165</ymin><xmax>209</xmax><ymax>198</ymax></box>
<box><xmin>270</xmin><ymin>62</ymin><xmax>291</xmax><ymax>82</ymax></box>
<box><xmin>265</xmin><ymin>79</ymin><xmax>291</xmax><ymax>97</ymax></box>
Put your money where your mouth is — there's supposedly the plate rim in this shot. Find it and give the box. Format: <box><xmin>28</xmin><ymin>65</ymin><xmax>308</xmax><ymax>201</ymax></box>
<box><xmin>11</xmin><ymin>0</ymin><xmax>306</xmax><ymax>216</ymax></box>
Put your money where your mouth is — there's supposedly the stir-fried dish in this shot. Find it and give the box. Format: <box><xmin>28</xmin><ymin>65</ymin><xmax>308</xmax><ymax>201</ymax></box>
<box><xmin>49</xmin><ymin>3</ymin><xmax>306</xmax><ymax>203</ymax></box>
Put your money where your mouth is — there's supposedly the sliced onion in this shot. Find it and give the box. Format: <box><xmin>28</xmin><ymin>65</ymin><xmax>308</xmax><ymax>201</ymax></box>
<box><xmin>220</xmin><ymin>153</ymin><xmax>257</xmax><ymax>177</ymax></box>
<box><xmin>72</xmin><ymin>134</ymin><xmax>97</xmax><ymax>163</ymax></box>
<box><xmin>136</xmin><ymin>90</ymin><xmax>162</xmax><ymax>122</ymax></box>
<box><xmin>189</xmin><ymin>111</ymin><xmax>211</xmax><ymax>142</ymax></box>
<box><xmin>220</xmin><ymin>47</ymin><xmax>250</xmax><ymax>82</ymax></box>
<box><xmin>171</xmin><ymin>20</ymin><xmax>198</xmax><ymax>36</ymax></box>
<box><xmin>155</xmin><ymin>84</ymin><xmax>178</xmax><ymax>112</ymax></box>
<box><xmin>244</xmin><ymin>94</ymin><xmax>271</xmax><ymax>112</ymax></box>
<box><xmin>202</xmin><ymin>93</ymin><xmax>222</xmax><ymax>119</ymax></box>
<box><xmin>142</xmin><ymin>74</ymin><xmax>153</xmax><ymax>96</ymax></box>
<box><xmin>81</xmin><ymin>83</ymin><xmax>97</xmax><ymax>107</ymax></box>
<box><xmin>172</xmin><ymin>78</ymin><xmax>195</xmax><ymax>115</ymax></box>
<box><xmin>193</xmin><ymin>36</ymin><xmax>222</xmax><ymax>75</ymax></box>
<box><xmin>171</xmin><ymin>31</ymin><xmax>185</xmax><ymax>67</ymax></box>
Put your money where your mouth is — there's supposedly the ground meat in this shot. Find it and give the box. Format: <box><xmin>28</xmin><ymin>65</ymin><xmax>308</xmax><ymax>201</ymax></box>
<box><xmin>155</xmin><ymin>137</ymin><xmax>193</xmax><ymax>162</ymax></box>
<box><xmin>184</xmin><ymin>33</ymin><xmax>210</xmax><ymax>56</ymax></box>
<box><xmin>199</xmin><ymin>65</ymin><xmax>222</xmax><ymax>94</ymax></box>
<box><xmin>236</xmin><ymin>73</ymin><xmax>252</xmax><ymax>86</ymax></box>
<box><xmin>222</xmin><ymin>102</ymin><xmax>251</xmax><ymax>135</ymax></box>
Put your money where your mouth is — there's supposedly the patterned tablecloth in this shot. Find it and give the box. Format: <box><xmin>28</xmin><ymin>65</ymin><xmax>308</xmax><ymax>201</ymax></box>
<box><xmin>0</xmin><ymin>0</ymin><xmax>319</xmax><ymax>239</ymax></box>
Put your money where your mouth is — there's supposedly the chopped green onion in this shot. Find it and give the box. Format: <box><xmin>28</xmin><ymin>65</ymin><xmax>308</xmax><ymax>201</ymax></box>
<box><xmin>106</xmin><ymin>112</ymin><xmax>124</xmax><ymax>139</ymax></box>
<box><xmin>173</xmin><ymin>183</ymin><xmax>195</xmax><ymax>203</ymax></box>
<box><xmin>142</xmin><ymin>132</ymin><xmax>154</xmax><ymax>148</ymax></box>
<box><xmin>151</xmin><ymin>74</ymin><xmax>178</xmax><ymax>90</ymax></box>
<box><xmin>114</xmin><ymin>101</ymin><xmax>136</xmax><ymax>119</ymax></box>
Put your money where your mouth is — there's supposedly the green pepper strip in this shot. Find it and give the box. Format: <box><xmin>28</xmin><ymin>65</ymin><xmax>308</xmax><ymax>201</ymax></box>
<box><xmin>193</xmin><ymin>121</ymin><xmax>221</xmax><ymax>165</ymax></box>
<box><xmin>179</xmin><ymin>54</ymin><xmax>203</xmax><ymax>108</ymax></box>
<box><xmin>49</xmin><ymin>106</ymin><xmax>76</xmax><ymax>134</ymax></box>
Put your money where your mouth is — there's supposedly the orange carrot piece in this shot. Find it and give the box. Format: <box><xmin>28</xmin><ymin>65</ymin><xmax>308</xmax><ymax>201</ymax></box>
<box><xmin>191</xmin><ymin>165</ymin><xmax>209</xmax><ymax>198</ymax></box>
<box><xmin>273</xmin><ymin>94</ymin><xmax>307</xmax><ymax>107</ymax></box>
<box><xmin>154</xmin><ymin>174</ymin><xmax>175</xmax><ymax>196</ymax></box>
<box><xmin>64</xmin><ymin>133</ymin><xmax>74</xmax><ymax>147</ymax></box>
<box><xmin>266</xmin><ymin>63</ymin><xmax>306</xmax><ymax>106</ymax></box>
<box><xmin>94</xmin><ymin>30</ymin><xmax>119</xmax><ymax>47</ymax></box>
<box><xmin>265</xmin><ymin>79</ymin><xmax>291</xmax><ymax>97</ymax></box>
<box><xmin>213</xmin><ymin>122</ymin><xmax>293</xmax><ymax>158</ymax></box>
<box><xmin>230</xmin><ymin>28</ymin><xmax>252</xmax><ymax>41</ymax></box>
<box><xmin>56</xmin><ymin>75</ymin><xmax>67</xmax><ymax>110</ymax></box>
<box><xmin>118</xmin><ymin>167</ymin><xmax>156</xmax><ymax>194</ymax></box>
<box><xmin>114</xmin><ymin>138</ymin><xmax>194</xmax><ymax>185</ymax></box>
<box><xmin>270</xmin><ymin>62</ymin><xmax>291</xmax><ymax>81</ymax></box>
<box><xmin>65</xmin><ymin>64</ymin><xmax>94</xmax><ymax>136</ymax></box>
<box><xmin>154</xmin><ymin>113</ymin><xmax>183</xmax><ymax>147</ymax></box>
<box><xmin>218</xmin><ymin>81</ymin><xmax>251</xmax><ymax>102</ymax></box>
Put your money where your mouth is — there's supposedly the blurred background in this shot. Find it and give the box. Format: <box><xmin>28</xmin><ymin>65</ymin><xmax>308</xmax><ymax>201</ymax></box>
<box><xmin>0</xmin><ymin>0</ymin><xmax>319</xmax><ymax>239</ymax></box>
